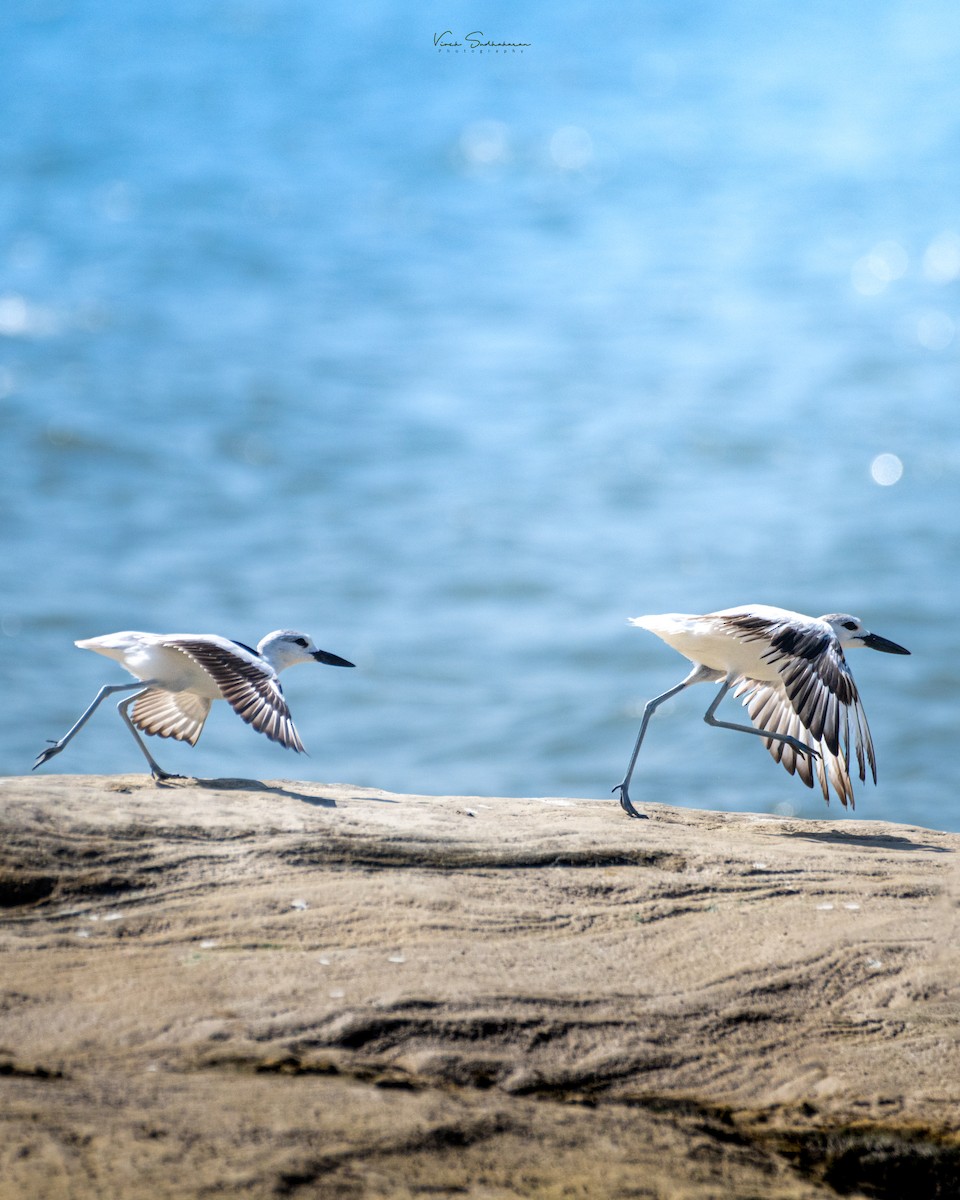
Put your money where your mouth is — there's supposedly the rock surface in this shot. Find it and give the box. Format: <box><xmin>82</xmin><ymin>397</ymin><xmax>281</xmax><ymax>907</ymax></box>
<box><xmin>1</xmin><ymin>774</ymin><xmax>959</xmax><ymax>1199</ymax></box>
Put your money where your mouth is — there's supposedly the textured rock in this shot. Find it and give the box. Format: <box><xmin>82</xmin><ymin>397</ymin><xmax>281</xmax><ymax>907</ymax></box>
<box><xmin>1</xmin><ymin>774</ymin><xmax>959</xmax><ymax>1198</ymax></box>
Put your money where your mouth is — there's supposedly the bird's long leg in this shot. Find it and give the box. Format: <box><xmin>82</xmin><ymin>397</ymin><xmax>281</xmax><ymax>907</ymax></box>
<box><xmin>702</xmin><ymin>681</ymin><xmax>820</xmax><ymax>759</ymax></box>
<box><xmin>33</xmin><ymin>682</ymin><xmax>150</xmax><ymax>771</ymax></box>
<box><xmin>117</xmin><ymin>693</ymin><xmax>182</xmax><ymax>782</ymax></box>
<box><xmin>612</xmin><ymin>664</ymin><xmax>718</xmax><ymax>819</ymax></box>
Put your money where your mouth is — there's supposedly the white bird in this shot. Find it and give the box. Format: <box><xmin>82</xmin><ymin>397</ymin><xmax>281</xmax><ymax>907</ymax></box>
<box><xmin>33</xmin><ymin>630</ymin><xmax>354</xmax><ymax>781</ymax></box>
<box><xmin>612</xmin><ymin>606</ymin><xmax>910</xmax><ymax>819</ymax></box>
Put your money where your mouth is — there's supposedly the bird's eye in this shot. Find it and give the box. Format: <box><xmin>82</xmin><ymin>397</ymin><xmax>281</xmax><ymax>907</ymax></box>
<box><xmin>294</xmin><ymin>637</ymin><xmax>308</xmax><ymax>648</ymax></box>
<box><xmin>842</xmin><ymin>620</ymin><xmax>858</xmax><ymax>631</ymax></box>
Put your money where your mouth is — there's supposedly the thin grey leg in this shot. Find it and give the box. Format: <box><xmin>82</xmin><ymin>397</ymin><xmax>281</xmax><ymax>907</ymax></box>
<box><xmin>612</xmin><ymin>664</ymin><xmax>718</xmax><ymax>819</ymax></box>
<box><xmin>34</xmin><ymin>682</ymin><xmax>150</xmax><ymax>771</ymax></box>
<box><xmin>117</xmin><ymin>693</ymin><xmax>181</xmax><ymax>781</ymax></box>
<box><xmin>702</xmin><ymin>681</ymin><xmax>820</xmax><ymax>759</ymax></box>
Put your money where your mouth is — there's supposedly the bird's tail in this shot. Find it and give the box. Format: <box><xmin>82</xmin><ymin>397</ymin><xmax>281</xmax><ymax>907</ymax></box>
<box><xmin>74</xmin><ymin>633</ymin><xmax>145</xmax><ymax>663</ymax></box>
<box><xmin>628</xmin><ymin>614</ymin><xmax>696</xmax><ymax>636</ymax></box>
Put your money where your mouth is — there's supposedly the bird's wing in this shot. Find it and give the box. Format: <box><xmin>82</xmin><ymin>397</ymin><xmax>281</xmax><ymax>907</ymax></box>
<box><xmin>160</xmin><ymin>639</ymin><xmax>306</xmax><ymax>752</ymax></box>
<box><xmin>131</xmin><ymin>688</ymin><xmax>211</xmax><ymax>745</ymax></box>
<box><xmin>703</xmin><ymin>611</ymin><xmax>876</xmax><ymax>806</ymax></box>
<box><xmin>732</xmin><ymin>677</ymin><xmax>859</xmax><ymax>806</ymax></box>
<box><xmin>760</xmin><ymin>623</ymin><xmax>876</xmax><ymax>784</ymax></box>
<box><xmin>729</xmin><ymin>626</ymin><xmax>877</xmax><ymax>808</ymax></box>
<box><xmin>718</xmin><ymin>613</ymin><xmax>875</xmax><ymax>771</ymax></box>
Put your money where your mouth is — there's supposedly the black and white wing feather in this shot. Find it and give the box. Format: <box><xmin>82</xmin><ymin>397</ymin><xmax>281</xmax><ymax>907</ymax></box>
<box><xmin>162</xmin><ymin>638</ymin><xmax>306</xmax><ymax>753</ymax></box>
<box><xmin>721</xmin><ymin>613</ymin><xmax>876</xmax><ymax>808</ymax></box>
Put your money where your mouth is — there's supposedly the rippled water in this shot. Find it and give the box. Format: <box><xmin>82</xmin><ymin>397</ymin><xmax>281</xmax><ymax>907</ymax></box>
<box><xmin>2</xmin><ymin>0</ymin><xmax>959</xmax><ymax>827</ymax></box>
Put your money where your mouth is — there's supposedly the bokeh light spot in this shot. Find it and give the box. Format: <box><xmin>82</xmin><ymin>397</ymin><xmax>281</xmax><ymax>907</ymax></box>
<box><xmin>460</xmin><ymin>120</ymin><xmax>510</xmax><ymax>167</ymax></box>
<box><xmin>870</xmin><ymin>453</ymin><xmax>903</xmax><ymax>486</ymax></box>
<box><xmin>851</xmin><ymin>240</ymin><xmax>908</xmax><ymax>295</ymax></box>
<box><xmin>549</xmin><ymin>125</ymin><xmax>593</xmax><ymax>170</ymax></box>
<box><xmin>922</xmin><ymin>231</ymin><xmax>960</xmax><ymax>283</ymax></box>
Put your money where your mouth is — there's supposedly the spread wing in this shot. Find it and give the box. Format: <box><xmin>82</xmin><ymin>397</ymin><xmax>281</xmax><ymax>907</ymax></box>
<box><xmin>733</xmin><ymin>678</ymin><xmax>864</xmax><ymax>807</ymax></box>
<box><xmin>722</xmin><ymin>615</ymin><xmax>876</xmax><ymax>808</ymax></box>
<box><xmin>729</xmin><ymin>628</ymin><xmax>878</xmax><ymax>806</ymax></box>
<box><xmin>131</xmin><ymin>688</ymin><xmax>211</xmax><ymax>745</ymax></box>
<box><xmin>161</xmin><ymin>638</ymin><xmax>306</xmax><ymax>753</ymax></box>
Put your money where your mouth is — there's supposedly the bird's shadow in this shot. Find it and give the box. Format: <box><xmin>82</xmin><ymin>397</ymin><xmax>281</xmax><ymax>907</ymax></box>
<box><xmin>783</xmin><ymin>829</ymin><xmax>951</xmax><ymax>854</ymax></box>
<box><xmin>169</xmin><ymin>776</ymin><xmax>338</xmax><ymax>808</ymax></box>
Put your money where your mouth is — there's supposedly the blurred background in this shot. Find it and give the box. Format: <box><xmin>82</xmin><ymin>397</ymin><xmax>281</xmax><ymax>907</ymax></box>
<box><xmin>2</xmin><ymin>0</ymin><xmax>957</xmax><ymax>827</ymax></box>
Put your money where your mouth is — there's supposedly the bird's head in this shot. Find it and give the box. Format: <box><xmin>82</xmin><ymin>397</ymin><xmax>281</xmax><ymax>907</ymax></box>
<box><xmin>257</xmin><ymin>630</ymin><xmax>355</xmax><ymax>672</ymax></box>
<box><xmin>820</xmin><ymin>614</ymin><xmax>910</xmax><ymax>655</ymax></box>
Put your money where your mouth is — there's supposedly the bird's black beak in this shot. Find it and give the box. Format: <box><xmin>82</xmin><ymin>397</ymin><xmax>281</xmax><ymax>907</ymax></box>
<box><xmin>313</xmin><ymin>649</ymin><xmax>355</xmax><ymax>667</ymax></box>
<box><xmin>862</xmin><ymin>632</ymin><xmax>910</xmax><ymax>655</ymax></box>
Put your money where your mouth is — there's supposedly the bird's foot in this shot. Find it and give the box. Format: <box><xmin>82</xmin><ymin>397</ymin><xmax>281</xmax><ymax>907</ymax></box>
<box><xmin>788</xmin><ymin>737</ymin><xmax>821</xmax><ymax>761</ymax></box>
<box><xmin>612</xmin><ymin>783</ymin><xmax>648</xmax><ymax>819</ymax></box>
<box><xmin>151</xmin><ymin>767</ymin><xmax>184</xmax><ymax>784</ymax></box>
<box><xmin>33</xmin><ymin>740</ymin><xmax>65</xmax><ymax>771</ymax></box>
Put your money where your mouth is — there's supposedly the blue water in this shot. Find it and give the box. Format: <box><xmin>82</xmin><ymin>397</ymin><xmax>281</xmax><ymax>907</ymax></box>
<box><xmin>2</xmin><ymin>0</ymin><xmax>959</xmax><ymax>828</ymax></box>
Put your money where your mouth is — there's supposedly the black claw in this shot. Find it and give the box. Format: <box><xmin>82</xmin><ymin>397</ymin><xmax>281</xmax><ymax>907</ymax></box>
<box><xmin>33</xmin><ymin>745</ymin><xmax>60</xmax><ymax>771</ymax></box>
<box><xmin>612</xmin><ymin>784</ymin><xmax>648</xmax><ymax>820</ymax></box>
